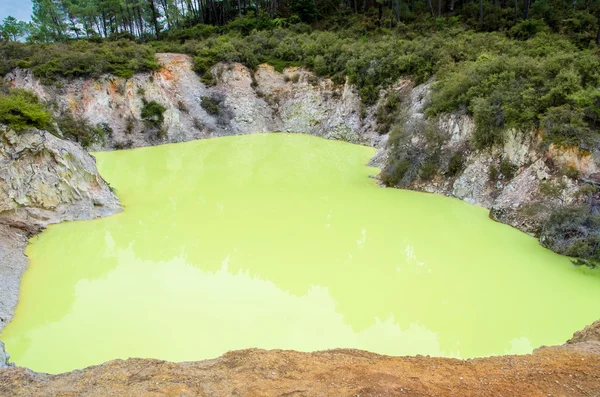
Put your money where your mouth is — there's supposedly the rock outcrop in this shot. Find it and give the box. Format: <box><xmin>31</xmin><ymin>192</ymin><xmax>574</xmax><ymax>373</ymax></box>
<box><xmin>379</xmin><ymin>83</ymin><xmax>599</xmax><ymax>236</ymax></box>
<box><xmin>0</xmin><ymin>128</ymin><xmax>121</xmax><ymax>231</ymax></box>
<box><xmin>0</xmin><ymin>127</ymin><xmax>121</xmax><ymax>333</ymax></box>
<box><xmin>5</xmin><ymin>54</ymin><xmax>382</xmax><ymax>150</ymax></box>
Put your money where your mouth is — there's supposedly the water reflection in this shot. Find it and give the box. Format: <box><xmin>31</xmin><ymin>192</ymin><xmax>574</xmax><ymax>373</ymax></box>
<box><xmin>2</xmin><ymin>134</ymin><xmax>599</xmax><ymax>374</ymax></box>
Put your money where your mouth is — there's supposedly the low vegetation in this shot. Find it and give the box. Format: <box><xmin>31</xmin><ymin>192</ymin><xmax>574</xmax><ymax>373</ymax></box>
<box><xmin>0</xmin><ymin>88</ymin><xmax>52</xmax><ymax>131</ymax></box>
<box><xmin>540</xmin><ymin>204</ymin><xmax>600</xmax><ymax>268</ymax></box>
<box><xmin>55</xmin><ymin>113</ymin><xmax>111</xmax><ymax>148</ymax></box>
<box><xmin>141</xmin><ymin>99</ymin><xmax>166</xmax><ymax>126</ymax></box>
<box><xmin>0</xmin><ymin>40</ymin><xmax>160</xmax><ymax>84</ymax></box>
<box><xmin>0</xmin><ymin>83</ymin><xmax>111</xmax><ymax>148</ymax></box>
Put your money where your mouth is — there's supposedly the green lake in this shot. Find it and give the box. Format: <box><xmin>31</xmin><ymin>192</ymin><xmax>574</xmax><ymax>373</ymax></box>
<box><xmin>2</xmin><ymin>133</ymin><xmax>599</xmax><ymax>374</ymax></box>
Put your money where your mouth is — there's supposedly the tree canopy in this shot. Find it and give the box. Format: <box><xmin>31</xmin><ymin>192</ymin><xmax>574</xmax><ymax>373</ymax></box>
<box><xmin>0</xmin><ymin>0</ymin><xmax>598</xmax><ymax>44</ymax></box>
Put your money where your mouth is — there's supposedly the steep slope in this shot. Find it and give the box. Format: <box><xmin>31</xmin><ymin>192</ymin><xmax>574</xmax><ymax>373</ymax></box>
<box><xmin>5</xmin><ymin>54</ymin><xmax>381</xmax><ymax>150</ymax></box>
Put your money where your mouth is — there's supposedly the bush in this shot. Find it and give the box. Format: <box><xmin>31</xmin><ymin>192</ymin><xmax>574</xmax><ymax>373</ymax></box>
<box><xmin>509</xmin><ymin>20</ymin><xmax>550</xmax><ymax>40</ymax></box>
<box><xmin>0</xmin><ymin>89</ymin><xmax>52</xmax><ymax>131</ymax></box>
<box><xmin>499</xmin><ymin>158</ymin><xmax>517</xmax><ymax>180</ymax></box>
<box><xmin>201</xmin><ymin>96</ymin><xmax>219</xmax><ymax>115</ymax></box>
<box><xmin>447</xmin><ymin>152</ymin><xmax>464</xmax><ymax>176</ymax></box>
<box><xmin>200</xmin><ymin>71</ymin><xmax>217</xmax><ymax>86</ymax></box>
<box><xmin>376</xmin><ymin>90</ymin><xmax>402</xmax><ymax>135</ymax></box>
<box><xmin>380</xmin><ymin>159</ymin><xmax>412</xmax><ymax>186</ymax></box>
<box><xmin>565</xmin><ymin>165</ymin><xmax>580</xmax><ymax>180</ymax></box>
<box><xmin>540</xmin><ymin>205</ymin><xmax>600</xmax><ymax>268</ymax></box>
<box><xmin>141</xmin><ymin>100</ymin><xmax>166</xmax><ymax>126</ymax></box>
<box><xmin>419</xmin><ymin>162</ymin><xmax>437</xmax><ymax>181</ymax></box>
<box><xmin>56</xmin><ymin>113</ymin><xmax>110</xmax><ymax>148</ymax></box>
<box><xmin>489</xmin><ymin>163</ymin><xmax>499</xmax><ymax>181</ymax></box>
<box><xmin>0</xmin><ymin>40</ymin><xmax>160</xmax><ymax>83</ymax></box>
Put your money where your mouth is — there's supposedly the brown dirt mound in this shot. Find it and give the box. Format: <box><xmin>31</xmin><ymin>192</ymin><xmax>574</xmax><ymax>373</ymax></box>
<box><xmin>1</xmin><ymin>339</ymin><xmax>600</xmax><ymax>396</ymax></box>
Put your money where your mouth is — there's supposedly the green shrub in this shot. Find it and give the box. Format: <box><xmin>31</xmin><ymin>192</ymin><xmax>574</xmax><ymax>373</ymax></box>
<box><xmin>114</xmin><ymin>139</ymin><xmax>133</xmax><ymax>150</ymax></box>
<box><xmin>56</xmin><ymin>113</ymin><xmax>110</xmax><ymax>148</ymax></box>
<box><xmin>565</xmin><ymin>165</ymin><xmax>580</xmax><ymax>180</ymax></box>
<box><xmin>0</xmin><ymin>89</ymin><xmax>52</xmax><ymax>131</ymax></box>
<box><xmin>380</xmin><ymin>159</ymin><xmax>412</xmax><ymax>187</ymax></box>
<box><xmin>539</xmin><ymin>180</ymin><xmax>567</xmax><ymax>204</ymax></box>
<box><xmin>201</xmin><ymin>96</ymin><xmax>219</xmax><ymax>115</ymax></box>
<box><xmin>509</xmin><ymin>20</ymin><xmax>550</xmax><ymax>40</ymax></box>
<box><xmin>541</xmin><ymin>105</ymin><xmax>593</xmax><ymax>148</ymax></box>
<box><xmin>540</xmin><ymin>205</ymin><xmax>600</xmax><ymax>268</ymax></box>
<box><xmin>0</xmin><ymin>40</ymin><xmax>160</xmax><ymax>83</ymax></box>
<box><xmin>376</xmin><ymin>90</ymin><xmax>402</xmax><ymax>135</ymax></box>
<box><xmin>489</xmin><ymin>164</ymin><xmax>499</xmax><ymax>181</ymax></box>
<box><xmin>447</xmin><ymin>152</ymin><xmax>464</xmax><ymax>176</ymax></box>
<box><xmin>499</xmin><ymin>158</ymin><xmax>517</xmax><ymax>180</ymax></box>
<box><xmin>200</xmin><ymin>71</ymin><xmax>217</xmax><ymax>86</ymax></box>
<box><xmin>141</xmin><ymin>100</ymin><xmax>166</xmax><ymax>126</ymax></box>
<box><xmin>419</xmin><ymin>162</ymin><xmax>437</xmax><ymax>181</ymax></box>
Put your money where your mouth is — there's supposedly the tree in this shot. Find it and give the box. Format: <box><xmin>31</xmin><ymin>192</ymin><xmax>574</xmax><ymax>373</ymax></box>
<box><xmin>0</xmin><ymin>16</ymin><xmax>29</xmax><ymax>41</ymax></box>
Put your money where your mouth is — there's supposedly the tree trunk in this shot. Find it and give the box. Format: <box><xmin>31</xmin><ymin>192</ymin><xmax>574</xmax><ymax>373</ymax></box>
<box><xmin>522</xmin><ymin>0</ymin><xmax>529</xmax><ymax>19</ymax></box>
<box><xmin>378</xmin><ymin>2</ymin><xmax>383</xmax><ymax>26</ymax></box>
<box><xmin>148</xmin><ymin>0</ymin><xmax>161</xmax><ymax>38</ymax></box>
<box><xmin>365</xmin><ymin>0</ymin><xmax>370</xmax><ymax>12</ymax></box>
<box><xmin>479</xmin><ymin>0</ymin><xmax>483</xmax><ymax>23</ymax></box>
<box><xmin>449</xmin><ymin>0</ymin><xmax>455</xmax><ymax>13</ymax></box>
<box><xmin>596</xmin><ymin>15</ymin><xmax>600</xmax><ymax>45</ymax></box>
<box><xmin>572</xmin><ymin>0</ymin><xmax>577</xmax><ymax>9</ymax></box>
<box><xmin>395</xmin><ymin>0</ymin><xmax>401</xmax><ymax>21</ymax></box>
<box><xmin>438</xmin><ymin>0</ymin><xmax>442</xmax><ymax>16</ymax></box>
<box><xmin>426</xmin><ymin>0</ymin><xmax>434</xmax><ymax>16</ymax></box>
<box><xmin>514</xmin><ymin>0</ymin><xmax>518</xmax><ymax>20</ymax></box>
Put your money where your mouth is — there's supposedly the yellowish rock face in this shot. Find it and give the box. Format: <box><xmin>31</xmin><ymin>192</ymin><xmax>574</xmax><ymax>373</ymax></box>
<box><xmin>2</xmin><ymin>134</ymin><xmax>599</xmax><ymax>374</ymax></box>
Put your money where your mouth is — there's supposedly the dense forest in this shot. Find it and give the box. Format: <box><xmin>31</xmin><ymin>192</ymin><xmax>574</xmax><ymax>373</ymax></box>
<box><xmin>0</xmin><ymin>0</ymin><xmax>599</xmax><ymax>42</ymax></box>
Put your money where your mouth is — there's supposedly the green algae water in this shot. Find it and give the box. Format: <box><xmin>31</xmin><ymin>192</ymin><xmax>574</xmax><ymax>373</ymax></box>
<box><xmin>2</xmin><ymin>133</ymin><xmax>600</xmax><ymax>374</ymax></box>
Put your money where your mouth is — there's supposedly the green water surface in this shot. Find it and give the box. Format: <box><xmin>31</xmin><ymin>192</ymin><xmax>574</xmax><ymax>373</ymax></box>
<box><xmin>2</xmin><ymin>133</ymin><xmax>599</xmax><ymax>374</ymax></box>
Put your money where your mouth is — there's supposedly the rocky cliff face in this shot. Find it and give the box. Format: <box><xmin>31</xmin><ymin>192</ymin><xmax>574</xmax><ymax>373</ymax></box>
<box><xmin>0</xmin><ymin>127</ymin><xmax>121</xmax><ymax>335</ymax></box>
<box><xmin>4</xmin><ymin>54</ymin><xmax>599</xmax><ymax>235</ymax></box>
<box><xmin>5</xmin><ymin>54</ymin><xmax>382</xmax><ymax>150</ymax></box>
<box><xmin>377</xmin><ymin>83</ymin><xmax>599</xmax><ymax>235</ymax></box>
<box><xmin>0</xmin><ymin>128</ymin><xmax>121</xmax><ymax>230</ymax></box>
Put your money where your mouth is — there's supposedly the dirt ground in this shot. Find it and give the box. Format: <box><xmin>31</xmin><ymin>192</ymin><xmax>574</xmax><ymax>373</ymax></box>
<box><xmin>2</xmin><ymin>330</ymin><xmax>600</xmax><ymax>397</ymax></box>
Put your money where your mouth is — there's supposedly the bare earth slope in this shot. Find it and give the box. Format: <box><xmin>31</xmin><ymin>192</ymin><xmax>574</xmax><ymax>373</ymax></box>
<box><xmin>1</xmin><ymin>332</ymin><xmax>600</xmax><ymax>397</ymax></box>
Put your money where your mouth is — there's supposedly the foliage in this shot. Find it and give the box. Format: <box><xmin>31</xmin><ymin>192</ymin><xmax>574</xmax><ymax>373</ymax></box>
<box><xmin>499</xmin><ymin>158</ymin><xmax>518</xmax><ymax>180</ymax></box>
<box><xmin>201</xmin><ymin>96</ymin><xmax>220</xmax><ymax>115</ymax></box>
<box><xmin>56</xmin><ymin>113</ymin><xmax>111</xmax><ymax>148</ymax></box>
<box><xmin>419</xmin><ymin>162</ymin><xmax>438</xmax><ymax>180</ymax></box>
<box><xmin>489</xmin><ymin>163</ymin><xmax>499</xmax><ymax>181</ymax></box>
<box><xmin>141</xmin><ymin>100</ymin><xmax>166</xmax><ymax>125</ymax></box>
<box><xmin>0</xmin><ymin>1</ymin><xmax>597</xmax><ymax>152</ymax></box>
<box><xmin>0</xmin><ymin>40</ymin><xmax>160</xmax><ymax>83</ymax></box>
<box><xmin>447</xmin><ymin>152</ymin><xmax>464</xmax><ymax>176</ymax></box>
<box><xmin>0</xmin><ymin>89</ymin><xmax>52</xmax><ymax>131</ymax></box>
<box><xmin>540</xmin><ymin>205</ymin><xmax>600</xmax><ymax>268</ymax></box>
<box><xmin>381</xmin><ymin>159</ymin><xmax>412</xmax><ymax>186</ymax></box>
<box><xmin>0</xmin><ymin>16</ymin><xmax>29</xmax><ymax>42</ymax></box>
<box><xmin>376</xmin><ymin>90</ymin><xmax>403</xmax><ymax>134</ymax></box>
<box><xmin>539</xmin><ymin>179</ymin><xmax>568</xmax><ymax>204</ymax></box>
